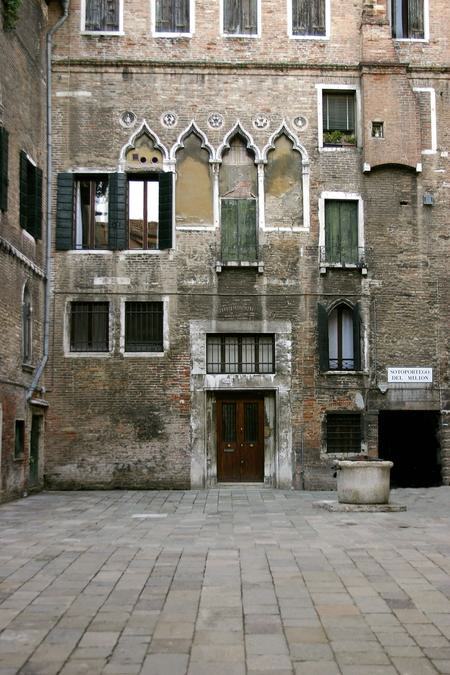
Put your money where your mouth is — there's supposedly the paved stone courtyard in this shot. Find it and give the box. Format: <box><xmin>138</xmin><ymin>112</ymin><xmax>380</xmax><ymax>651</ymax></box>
<box><xmin>0</xmin><ymin>487</ymin><xmax>450</xmax><ymax>675</ymax></box>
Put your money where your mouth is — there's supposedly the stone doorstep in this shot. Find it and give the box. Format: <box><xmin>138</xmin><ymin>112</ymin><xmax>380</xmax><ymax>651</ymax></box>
<box><xmin>312</xmin><ymin>501</ymin><xmax>407</xmax><ymax>512</ymax></box>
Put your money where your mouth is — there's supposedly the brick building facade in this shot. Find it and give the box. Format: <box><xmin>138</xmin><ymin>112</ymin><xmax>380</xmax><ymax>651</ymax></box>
<box><xmin>0</xmin><ymin>0</ymin><xmax>51</xmax><ymax>501</ymax></box>
<box><xmin>2</xmin><ymin>0</ymin><xmax>448</xmax><ymax>496</ymax></box>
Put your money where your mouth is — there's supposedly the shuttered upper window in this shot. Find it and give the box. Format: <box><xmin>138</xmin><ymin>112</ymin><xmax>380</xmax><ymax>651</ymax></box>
<box><xmin>223</xmin><ymin>0</ymin><xmax>258</xmax><ymax>36</ymax></box>
<box><xmin>392</xmin><ymin>0</ymin><xmax>425</xmax><ymax>39</ymax></box>
<box><xmin>84</xmin><ymin>0</ymin><xmax>121</xmax><ymax>32</ymax></box>
<box><xmin>324</xmin><ymin>200</ymin><xmax>359</xmax><ymax>265</ymax></box>
<box><xmin>155</xmin><ymin>0</ymin><xmax>191</xmax><ymax>34</ymax></box>
<box><xmin>291</xmin><ymin>0</ymin><xmax>326</xmax><ymax>37</ymax></box>
<box><xmin>20</xmin><ymin>152</ymin><xmax>43</xmax><ymax>240</ymax></box>
<box><xmin>221</xmin><ymin>199</ymin><xmax>257</xmax><ymax>262</ymax></box>
<box><xmin>56</xmin><ymin>173</ymin><xmax>173</xmax><ymax>252</ymax></box>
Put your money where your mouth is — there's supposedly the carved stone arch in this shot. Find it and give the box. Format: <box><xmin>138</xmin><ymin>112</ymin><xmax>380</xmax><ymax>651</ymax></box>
<box><xmin>217</xmin><ymin>121</ymin><xmax>261</xmax><ymax>162</ymax></box>
<box><xmin>119</xmin><ymin>120</ymin><xmax>169</xmax><ymax>164</ymax></box>
<box><xmin>262</xmin><ymin>122</ymin><xmax>309</xmax><ymax>165</ymax></box>
<box><xmin>327</xmin><ymin>298</ymin><xmax>355</xmax><ymax>313</ymax></box>
<box><xmin>170</xmin><ymin>121</ymin><xmax>215</xmax><ymax>162</ymax></box>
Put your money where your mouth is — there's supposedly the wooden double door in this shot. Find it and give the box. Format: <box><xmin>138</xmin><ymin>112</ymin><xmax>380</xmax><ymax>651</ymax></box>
<box><xmin>217</xmin><ymin>395</ymin><xmax>264</xmax><ymax>482</ymax></box>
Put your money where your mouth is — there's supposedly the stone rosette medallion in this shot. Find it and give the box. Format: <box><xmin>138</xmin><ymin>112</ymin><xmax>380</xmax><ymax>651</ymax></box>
<box><xmin>120</xmin><ymin>111</ymin><xmax>137</xmax><ymax>128</ymax></box>
<box><xmin>161</xmin><ymin>112</ymin><xmax>178</xmax><ymax>128</ymax></box>
<box><xmin>253</xmin><ymin>113</ymin><xmax>269</xmax><ymax>130</ymax></box>
<box><xmin>293</xmin><ymin>115</ymin><xmax>308</xmax><ymax>131</ymax></box>
<box><xmin>207</xmin><ymin>112</ymin><xmax>224</xmax><ymax>129</ymax></box>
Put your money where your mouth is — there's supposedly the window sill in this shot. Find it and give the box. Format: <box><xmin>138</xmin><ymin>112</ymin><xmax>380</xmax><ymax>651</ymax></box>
<box><xmin>68</xmin><ymin>250</ymin><xmax>113</xmax><ymax>255</ymax></box>
<box><xmin>319</xmin><ymin>145</ymin><xmax>359</xmax><ymax>152</ymax></box>
<box><xmin>14</xmin><ymin>455</ymin><xmax>25</xmax><ymax>462</ymax></box>
<box><xmin>153</xmin><ymin>32</ymin><xmax>193</xmax><ymax>38</ymax></box>
<box><xmin>65</xmin><ymin>352</ymin><xmax>112</xmax><ymax>358</ymax></box>
<box><xmin>320</xmin><ymin>263</ymin><xmax>367</xmax><ymax>275</ymax></box>
<box><xmin>393</xmin><ymin>37</ymin><xmax>428</xmax><ymax>43</ymax></box>
<box><xmin>221</xmin><ymin>33</ymin><xmax>260</xmax><ymax>39</ymax></box>
<box><xmin>216</xmin><ymin>261</ymin><xmax>264</xmax><ymax>273</ymax></box>
<box><xmin>22</xmin><ymin>363</ymin><xmax>34</xmax><ymax>373</ymax></box>
<box><xmin>323</xmin><ymin>370</ymin><xmax>364</xmax><ymax>375</ymax></box>
<box><xmin>121</xmin><ymin>351</ymin><xmax>164</xmax><ymax>358</ymax></box>
<box><xmin>289</xmin><ymin>34</ymin><xmax>329</xmax><ymax>40</ymax></box>
<box><xmin>81</xmin><ymin>31</ymin><xmax>125</xmax><ymax>36</ymax></box>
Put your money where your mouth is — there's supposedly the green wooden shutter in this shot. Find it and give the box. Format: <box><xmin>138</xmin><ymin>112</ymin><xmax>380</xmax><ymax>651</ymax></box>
<box><xmin>352</xmin><ymin>303</ymin><xmax>361</xmax><ymax>371</ymax></box>
<box><xmin>158</xmin><ymin>172</ymin><xmax>173</xmax><ymax>250</ymax></box>
<box><xmin>175</xmin><ymin>0</ymin><xmax>189</xmax><ymax>32</ymax></box>
<box><xmin>318</xmin><ymin>303</ymin><xmax>329</xmax><ymax>371</ymax></box>
<box><xmin>292</xmin><ymin>0</ymin><xmax>310</xmax><ymax>34</ymax></box>
<box><xmin>325</xmin><ymin>200</ymin><xmax>340</xmax><ymax>262</ymax></box>
<box><xmin>408</xmin><ymin>0</ymin><xmax>424</xmax><ymax>38</ymax></box>
<box><xmin>33</xmin><ymin>167</ymin><xmax>43</xmax><ymax>240</ymax></box>
<box><xmin>340</xmin><ymin>201</ymin><xmax>358</xmax><ymax>264</ymax></box>
<box><xmin>56</xmin><ymin>173</ymin><xmax>74</xmax><ymax>250</ymax></box>
<box><xmin>244</xmin><ymin>0</ymin><xmax>257</xmax><ymax>34</ymax></box>
<box><xmin>313</xmin><ymin>0</ymin><xmax>326</xmax><ymax>35</ymax></box>
<box><xmin>221</xmin><ymin>199</ymin><xmax>238</xmax><ymax>261</ymax></box>
<box><xmin>105</xmin><ymin>0</ymin><xmax>119</xmax><ymax>30</ymax></box>
<box><xmin>108</xmin><ymin>173</ymin><xmax>127</xmax><ymax>250</ymax></box>
<box><xmin>238</xmin><ymin>199</ymin><xmax>257</xmax><ymax>261</ymax></box>
<box><xmin>85</xmin><ymin>0</ymin><xmax>102</xmax><ymax>29</ymax></box>
<box><xmin>0</xmin><ymin>127</ymin><xmax>8</xmax><ymax>212</ymax></box>
<box><xmin>20</xmin><ymin>151</ymin><xmax>28</xmax><ymax>230</ymax></box>
<box><xmin>156</xmin><ymin>0</ymin><xmax>173</xmax><ymax>31</ymax></box>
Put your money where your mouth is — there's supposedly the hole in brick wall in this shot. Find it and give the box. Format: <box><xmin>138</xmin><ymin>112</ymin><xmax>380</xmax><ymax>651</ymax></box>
<box><xmin>140</xmin><ymin>157</ymin><xmax>147</xmax><ymax>163</ymax></box>
<box><xmin>151</xmin><ymin>156</ymin><xmax>159</xmax><ymax>164</ymax></box>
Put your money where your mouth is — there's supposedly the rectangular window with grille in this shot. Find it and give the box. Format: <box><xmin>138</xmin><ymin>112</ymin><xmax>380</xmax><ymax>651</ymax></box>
<box><xmin>125</xmin><ymin>302</ymin><xmax>164</xmax><ymax>352</ymax></box>
<box><xmin>326</xmin><ymin>413</ymin><xmax>362</xmax><ymax>453</ymax></box>
<box><xmin>207</xmin><ymin>335</ymin><xmax>274</xmax><ymax>374</ymax></box>
<box><xmin>70</xmin><ymin>302</ymin><xmax>109</xmax><ymax>352</ymax></box>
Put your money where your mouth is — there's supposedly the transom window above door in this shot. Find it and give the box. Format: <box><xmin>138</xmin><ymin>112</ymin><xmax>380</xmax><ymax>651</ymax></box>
<box><xmin>207</xmin><ymin>335</ymin><xmax>274</xmax><ymax>374</ymax></box>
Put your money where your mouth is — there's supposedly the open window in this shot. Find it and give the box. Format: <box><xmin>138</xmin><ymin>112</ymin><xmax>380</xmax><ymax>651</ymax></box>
<box><xmin>222</xmin><ymin>0</ymin><xmax>258</xmax><ymax>36</ymax></box>
<box><xmin>83</xmin><ymin>0</ymin><xmax>121</xmax><ymax>32</ymax></box>
<box><xmin>56</xmin><ymin>172</ymin><xmax>173</xmax><ymax>251</ymax></box>
<box><xmin>392</xmin><ymin>0</ymin><xmax>425</xmax><ymax>39</ymax></box>
<box><xmin>20</xmin><ymin>152</ymin><xmax>42</xmax><ymax>240</ymax></box>
<box><xmin>155</xmin><ymin>0</ymin><xmax>191</xmax><ymax>35</ymax></box>
<box><xmin>290</xmin><ymin>0</ymin><xmax>326</xmax><ymax>37</ymax></box>
<box><xmin>318</xmin><ymin>302</ymin><xmax>361</xmax><ymax>372</ymax></box>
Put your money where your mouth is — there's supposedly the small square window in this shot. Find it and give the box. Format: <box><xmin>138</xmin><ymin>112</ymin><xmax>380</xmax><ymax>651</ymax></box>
<box><xmin>125</xmin><ymin>302</ymin><xmax>164</xmax><ymax>352</ymax></box>
<box><xmin>326</xmin><ymin>413</ymin><xmax>362</xmax><ymax>453</ymax></box>
<box><xmin>70</xmin><ymin>302</ymin><xmax>109</xmax><ymax>352</ymax></box>
<box><xmin>372</xmin><ymin>121</ymin><xmax>384</xmax><ymax>138</ymax></box>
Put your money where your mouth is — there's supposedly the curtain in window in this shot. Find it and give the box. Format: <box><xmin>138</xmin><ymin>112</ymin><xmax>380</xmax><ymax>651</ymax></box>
<box><xmin>323</xmin><ymin>93</ymin><xmax>355</xmax><ymax>133</ymax></box>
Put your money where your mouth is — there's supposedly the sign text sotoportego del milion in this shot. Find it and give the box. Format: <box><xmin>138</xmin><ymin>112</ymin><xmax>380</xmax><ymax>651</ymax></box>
<box><xmin>387</xmin><ymin>367</ymin><xmax>433</xmax><ymax>383</ymax></box>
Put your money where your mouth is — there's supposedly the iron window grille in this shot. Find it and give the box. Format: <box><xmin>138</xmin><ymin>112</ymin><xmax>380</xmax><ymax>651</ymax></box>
<box><xmin>70</xmin><ymin>302</ymin><xmax>109</xmax><ymax>352</ymax></box>
<box><xmin>125</xmin><ymin>302</ymin><xmax>164</xmax><ymax>352</ymax></box>
<box><xmin>207</xmin><ymin>335</ymin><xmax>275</xmax><ymax>374</ymax></box>
<box><xmin>326</xmin><ymin>413</ymin><xmax>362</xmax><ymax>453</ymax></box>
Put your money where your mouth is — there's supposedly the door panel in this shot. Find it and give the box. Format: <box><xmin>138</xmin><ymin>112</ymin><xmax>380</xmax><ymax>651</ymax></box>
<box><xmin>217</xmin><ymin>396</ymin><xmax>264</xmax><ymax>482</ymax></box>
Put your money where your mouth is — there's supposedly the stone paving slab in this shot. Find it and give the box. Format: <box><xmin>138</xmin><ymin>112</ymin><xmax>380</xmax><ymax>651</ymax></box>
<box><xmin>0</xmin><ymin>486</ymin><xmax>449</xmax><ymax>674</ymax></box>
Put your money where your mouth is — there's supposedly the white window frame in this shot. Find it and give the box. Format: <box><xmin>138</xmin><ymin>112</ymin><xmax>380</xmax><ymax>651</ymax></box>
<box><xmin>389</xmin><ymin>0</ymin><xmax>429</xmax><ymax>42</ymax></box>
<box><xmin>220</xmin><ymin>0</ymin><xmax>261</xmax><ymax>39</ymax></box>
<box><xmin>287</xmin><ymin>0</ymin><xmax>330</xmax><ymax>40</ymax></box>
<box><xmin>80</xmin><ymin>0</ymin><xmax>124</xmax><ymax>35</ymax></box>
<box><xmin>120</xmin><ymin>296</ymin><xmax>169</xmax><ymax>357</ymax></box>
<box><xmin>318</xmin><ymin>191</ymin><xmax>365</xmax><ymax>268</ymax></box>
<box><xmin>151</xmin><ymin>0</ymin><xmax>195</xmax><ymax>37</ymax></box>
<box><xmin>316</xmin><ymin>84</ymin><xmax>361</xmax><ymax>151</ymax></box>
<box><xmin>64</xmin><ymin>298</ymin><xmax>113</xmax><ymax>358</ymax></box>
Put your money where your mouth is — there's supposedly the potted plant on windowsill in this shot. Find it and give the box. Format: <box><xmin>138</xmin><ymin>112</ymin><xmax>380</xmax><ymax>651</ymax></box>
<box><xmin>323</xmin><ymin>131</ymin><xmax>356</xmax><ymax>147</ymax></box>
<box><xmin>334</xmin><ymin>455</ymin><xmax>393</xmax><ymax>504</ymax></box>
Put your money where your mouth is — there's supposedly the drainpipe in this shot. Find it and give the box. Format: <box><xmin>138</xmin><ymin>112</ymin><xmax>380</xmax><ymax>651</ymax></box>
<box><xmin>27</xmin><ymin>0</ymin><xmax>70</xmax><ymax>401</ymax></box>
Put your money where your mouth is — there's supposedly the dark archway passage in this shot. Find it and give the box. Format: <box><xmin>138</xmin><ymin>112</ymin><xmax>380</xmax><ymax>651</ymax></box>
<box><xmin>378</xmin><ymin>411</ymin><xmax>441</xmax><ymax>487</ymax></box>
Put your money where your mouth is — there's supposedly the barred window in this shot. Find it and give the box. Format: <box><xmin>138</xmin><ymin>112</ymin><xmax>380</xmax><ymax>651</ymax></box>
<box><xmin>70</xmin><ymin>302</ymin><xmax>109</xmax><ymax>352</ymax></box>
<box><xmin>326</xmin><ymin>413</ymin><xmax>362</xmax><ymax>453</ymax></box>
<box><xmin>125</xmin><ymin>302</ymin><xmax>163</xmax><ymax>352</ymax></box>
<box><xmin>207</xmin><ymin>335</ymin><xmax>274</xmax><ymax>374</ymax></box>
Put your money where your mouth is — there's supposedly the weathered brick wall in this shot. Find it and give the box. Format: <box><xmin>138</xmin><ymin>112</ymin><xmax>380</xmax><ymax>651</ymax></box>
<box><xmin>45</xmin><ymin>0</ymin><xmax>449</xmax><ymax>490</ymax></box>
<box><xmin>0</xmin><ymin>0</ymin><xmax>48</xmax><ymax>501</ymax></box>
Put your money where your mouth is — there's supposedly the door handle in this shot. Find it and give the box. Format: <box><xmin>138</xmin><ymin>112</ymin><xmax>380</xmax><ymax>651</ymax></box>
<box><xmin>240</xmin><ymin>459</ymin><xmax>244</xmax><ymax>464</ymax></box>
